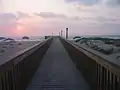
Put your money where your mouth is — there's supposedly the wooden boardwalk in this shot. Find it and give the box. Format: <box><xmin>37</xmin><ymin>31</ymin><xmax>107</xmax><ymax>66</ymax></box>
<box><xmin>26</xmin><ymin>37</ymin><xmax>89</xmax><ymax>90</ymax></box>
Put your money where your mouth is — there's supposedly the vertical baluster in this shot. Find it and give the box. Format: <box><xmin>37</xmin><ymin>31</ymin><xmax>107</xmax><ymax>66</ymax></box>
<box><xmin>16</xmin><ymin>63</ymin><xmax>20</xmax><ymax>90</ymax></box>
<box><xmin>106</xmin><ymin>69</ymin><xmax>109</xmax><ymax>90</ymax></box>
<box><xmin>5</xmin><ymin>71</ymin><xmax>9</xmax><ymax>90</ymax></box>
<box><xmin>116</xmin><ymin>77</ymin><xmax>120</xmax><ymax>90</ymax></box>
<box><xmin>97</xmin><ymin>64</ymin><xmax>100</xmax><ymax>90</ymax></box>
<box><xmin>114</xmin><ymin>75</ymin><xmax>118</xmax><ymax>90</ymax></box>
<box><xmin>9</xmin><ymin>70</ymin><xmax>14</xmax><ymax>90</ymax></box>
<box><xmin>0</xmin><ymin>74</ymin><xmax>3</xmax><ymax>90</ymax></box>
<box><xmin>1</xmin><ymin>74</ymin><xmax>5</xmax><ymax>90</ymax></box>
<box><xmin>100</xmin><ymin>65</ymin><xmax>102</xmax><ymax>90</ymax></box>
<box><xmin>110</xmin><ymin>72</ymin><xmax>113</xmax><ymax>90</ymax></box>
<box><xmin>102</xmin><ymin>66</ymin><xmax>105</xmax><ymax>90</ymax></box>
<box><xmin>8</xmin><ymin>71</ymin><xmax>12</xmax><ymax>90</ymax></box>
<box><xmin>113</xmin><ymin>74</ymin><xmax>115</xmax><ymax>90</ymax></box>
<box><xmin>104</xmin><ymin>68</ymin><xmax>107</xmax><ymax>90</ymax></box>
<box><xmin>2</xmin><ymin>72</ymin><xmax>7</xmax><ymax>90</ymax></box>
<box><xmin>109</xmin><ymin>71</ymin><xmax>111</xmax><ymax>90</ymax></box>
<box><xmin>15</xmin><ymin>64</ymin><xmax>18</xmax><ymax>90</ymax></box>
<box><xmin>111</xmin><ymin>73</ymin><xmax>114</xmax><ymax>90</ymax></box>
<box><xmin>14</xmin><ymin>65</ymin><xmax>18</xmax><ymax>90</ymax></box>
<box><xmin>12</xmin><ymin>66</ymin><xmax>17</xmax><ymax>90</ymax></box>
<box><xmin>1</xmin><ymin>75</ymin><xmax>4</xmax><ymax>90</ymax></box>
<box><xmin>108</xmin><ymin>70</ymin><xmax>110</xmax><ymax>90</ymax></box>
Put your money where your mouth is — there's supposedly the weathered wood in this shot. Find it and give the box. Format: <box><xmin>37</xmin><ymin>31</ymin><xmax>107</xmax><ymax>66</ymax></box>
<box><xmin>0</xmin><ymin>37</ymin><xmax>53</xmax><ymax>90</ymax></box>
<box><xmin>60</xmin><ymin>37</ymin><xmax>120</xmax><ymax>90</ymax></box>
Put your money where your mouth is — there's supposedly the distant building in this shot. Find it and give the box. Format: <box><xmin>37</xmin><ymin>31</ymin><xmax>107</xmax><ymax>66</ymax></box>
<box><xmin>45</xmin><ymin>36</ymin><xmax>51</xmax><ymax>39</ymax></box>
<box><xmin>66</xmin><ymin>28</ymin><xmax>68</xmax><ymax>39</ymax></box>
<box><xmin>22</xmin><ymin>36</ymin><xmax>30</xmax><ymax>39</ymax></box>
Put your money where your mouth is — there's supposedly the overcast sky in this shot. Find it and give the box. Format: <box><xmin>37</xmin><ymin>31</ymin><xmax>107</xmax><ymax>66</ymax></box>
<box><xmin>0</xmin><ymin>0</ymin><xmax>120</xmax><ymax>36</ymax></box>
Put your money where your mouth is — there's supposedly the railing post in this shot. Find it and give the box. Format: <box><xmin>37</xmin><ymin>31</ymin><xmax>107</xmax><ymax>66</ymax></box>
<box><xmin>104</xmin><ymin>68</ymin><xmax>107</xmax><ymax>90</ymax></box>
<box><xmin>97</xmin><ymin>63</ymin><xmax>100</xmax><ymax>90</ymax></box>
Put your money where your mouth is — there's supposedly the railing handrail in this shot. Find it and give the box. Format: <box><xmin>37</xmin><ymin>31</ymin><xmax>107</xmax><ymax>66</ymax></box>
<box><xmin>0</xmin><ymin>37</ymin><xmax>52</xmax><ymax>72</ymax></box>
<box><xmin>61</xmin><ymin>37</ymin><xmax>120</xmax><ymax>77</ymax></box>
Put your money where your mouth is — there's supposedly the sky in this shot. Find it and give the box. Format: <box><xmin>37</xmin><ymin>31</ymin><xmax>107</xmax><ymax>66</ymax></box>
<box><xmin>0</xmin><ymin>0</ymin><xmax>120</xmax><ymax>36</ymax></box>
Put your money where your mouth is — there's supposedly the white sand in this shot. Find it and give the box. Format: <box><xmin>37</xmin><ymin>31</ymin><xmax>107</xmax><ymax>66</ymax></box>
<box><xmin>0</xmin><ymin>41</ymin><xmax>41</xmax><ymax>65</ymax></box>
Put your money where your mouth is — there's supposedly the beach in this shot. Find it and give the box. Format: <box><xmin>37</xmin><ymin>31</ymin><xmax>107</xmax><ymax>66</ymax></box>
<box><xmin>0</xmin><ymin>40</ymin><xmax>41</xmax><ymax>64</ymax></box>
<box><xmin>70</xmin><ymin>36</ymin><xmax>120</xmax><ymax>62</ymax></box>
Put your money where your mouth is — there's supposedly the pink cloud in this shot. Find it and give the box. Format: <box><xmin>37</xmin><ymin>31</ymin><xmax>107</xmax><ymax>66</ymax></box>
<box><xmin>0</xmin><ymin>12</ymin><xmax>120</xmax><ymax>36</ymax></box>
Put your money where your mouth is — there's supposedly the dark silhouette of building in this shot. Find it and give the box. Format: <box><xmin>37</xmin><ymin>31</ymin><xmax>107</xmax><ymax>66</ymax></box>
<box><xmin>66</xmin><ymin>28</ymin><xmax>68</xmax><ymax>39</ymax></box>
<box><xmin>22</xmin><ymin>36</ymin><xmax>29</xmax><ymax>39</ymax></box>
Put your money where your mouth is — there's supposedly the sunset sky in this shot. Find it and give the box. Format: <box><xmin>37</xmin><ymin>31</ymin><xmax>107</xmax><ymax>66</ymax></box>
<box><xmin>0</xmin><ymin>0</ymin><xmax>120</xmax><ymax>36</ymax></box>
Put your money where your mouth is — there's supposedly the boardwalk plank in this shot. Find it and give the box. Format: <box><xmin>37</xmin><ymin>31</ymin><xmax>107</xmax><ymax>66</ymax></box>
<box><xmin>26</xmin><ymin>37</ymin><xmax>90</xmax><ymax>90</ymax></box>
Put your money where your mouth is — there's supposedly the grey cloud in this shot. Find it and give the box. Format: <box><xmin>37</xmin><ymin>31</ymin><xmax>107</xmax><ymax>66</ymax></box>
<box><xmin>70</xmin><ymin>16</ymin><xmax>120</xmax><ymax>25</ymax></box>
<box><xmin>0</xmin><ymin>12</ymin><xmax>31</xmax><ymax>36</ymax></box>
<box><xmin>35</xmin><ymin>12</ymin><xmax>88</xmax><ymax>20</ymax></box>
<box><xmin>0</xmin><ymin>12</ymin><xmax>120</xmax><ymax>36</ymax></box>
<box><xmin>0</xmin><ymin>13</ymin><xmax>16</xmax><ymax>20</ymax></box>
<box><xmin>0</xmin><ymin>13</ymin><xmax>18</xmax><ymax>36</ymax></box>
<box><xmin>65</xmin><ymin>0</ymin><xmax>120</xmax><ymax>7</ymax></box>
<box><xmin>35</xmin><ymin>12</ymin><xmax>67</xmax><ymax>19</ymax></box>
<box><xmin>16</xmin><ymin>11</ymin><xmax>30</xmax><ymax>18</ymax></box>
<box><xmin>35</xmin><ymin>11</ymin><xmax>120</xmax><ymax>24</ymax></box>
<box><xmin>95</xmin><ymin>16</ymin><xmax>118</xmax><ymax>22</ymax></box>
<box><xmin>65</xmin><ymin>0</ymin><xmax>100</xmax><ymax>5</ymax></box>
<box><xmin>103</xmin><ymin>0</ymin><xmax>120</xmax><ymax>6</ymax></box>
<box><xmin>0</xmin><ymin>13</ymin><xmax>17</xmax><ymax>25</ymax></box>
<box><xmin>0</xmin><ymin>12</ymin><xmax>31</xmax><ymax>26</ymax></box>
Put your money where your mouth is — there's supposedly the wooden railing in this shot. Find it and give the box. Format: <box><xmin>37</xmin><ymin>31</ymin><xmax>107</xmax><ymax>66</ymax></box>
<box><xmin>0</xmin><ymin>37</ymin><xmax>53</xmax><ymax>90</ymax></box>
<box><xmin>60</xmin><ymin>37</ymin><xmax>120</xmax><ymax>90</ymax></box>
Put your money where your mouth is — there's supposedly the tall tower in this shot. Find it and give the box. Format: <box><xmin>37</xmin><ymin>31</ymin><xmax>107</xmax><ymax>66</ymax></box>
<box><xmin>66</xmin><ymin>28</ymin><xmax>68</xmax><ymax>39</ymax></box>
<box><xmin>61</xmin><ymin>30</ymin><xmax>63</xmax><ymax>37</ymax></box>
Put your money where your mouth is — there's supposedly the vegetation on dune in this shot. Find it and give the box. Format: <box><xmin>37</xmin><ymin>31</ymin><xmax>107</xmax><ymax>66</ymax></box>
<box><xmin>0</xmin><ymin>37</ymin><xmax>5</xmax><ymax>40</ymax></box>
<box><xmin>73</xmin><ymin>36</ymin><xmax>120</xmax><ymax>55</ymax></box>
<box><xmin>73</xmin><ymin>36</ymin><xmax>81</xmax><ymax>39</ymax></box>
<box><xmin>73</xmin><ymin>36</ymin><xmax>120</xmax><ymax>46</ymax></box>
